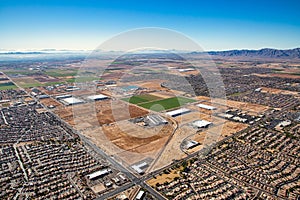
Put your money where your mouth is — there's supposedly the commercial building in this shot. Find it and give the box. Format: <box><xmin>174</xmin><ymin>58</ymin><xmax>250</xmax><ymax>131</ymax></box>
<box><xmin>166</xmin><ymin>108</ymin><xmax>191</xmax><ymax>117</ymax></box>
<box><xmin>192</xmin><ymin>120</ymin><xmax>212</xmax><ymax>128</ymax></box>
<box><xmin>183</xmin><ymin>140</ymin><xmax>199</xmax><ymax>149</ymax></box>
<box><xmin>87</xmin><ymin>168</ymin><xmax>112</xmax><ymax>180</ymax></box>
<box><xmin>146</xmin><ymin>115</ymin><xmax>168</xmax><ymax>126</ymax></box>
<box><xmin>61</xmin><ymin>97</ymin><xmax>84</xmax><ymax>106</ymax></box>
<box><xmin>87</xmin><ymin>94</ymin><xmax>109</xmax><ymax>101</ymax></box>
<box><xmin>37</xmin><ymin>94</ymin><xmax>49</xmax><ymax>99</ymax></box>
<box><xmin>196</xmin><ymin>103</ymin><xmax>216</xmax><ymax>110</ymax></box>
<box><xmin>131</xmin><ymin>162</ymin><xmax>148</xmax><ymax>174</ymax></box>
<box><xmin>136</xmin><ymin>190</ymin><xmax>145</xmax><ymax>200</ymax></box>
<box><xmin>55</xmin><ymin>94</ymin><xmax>72</xmax><ymax>100</ymax></box>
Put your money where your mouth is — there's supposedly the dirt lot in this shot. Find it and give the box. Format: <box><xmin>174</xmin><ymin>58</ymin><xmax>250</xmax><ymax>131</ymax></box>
<box><xmin>147</xmin><ymin>168</ymin><xmax>181</xmax><ymax>186</ymax></box>
<box><xmin>102</xmin><ymin>121</ymin><xmax>174</xmax><ymax>154</ymax></box>
<box><xmin>224</xmin><ymin>99</ymin><xmax>269</xmax><ymax>114</ymax></box>
<box><xmin>95</xmin><ymin>100</ymin><xmax>149</xmax><ymax>125</ymax></box>
<box><xmin>172</xmin><ymin>111</ymin><xmax>212</xmax><ymax>125</ymax></box>
<box><xmin>149</xmin><ymin>91</ymin><xmax>176</xmax><ymax>99</ymax></box>
<box><xmin>261</xmin><ymin>87</ymin><xmax>299</xmax><ymax>96</ymax></box>
<box><xmin>91</xmin><ymin>183</ymin><xmax>106</xmax><ymax>193</ymax></box>
<box><xmin>150</xmin><ymin>126</ymin><xmax>197</xmax><ymax>172</ymax></box>
<box><xmin>40</xmin><ymin>97</ymin><xmax>62</xmax><ymax>107</ymax></box>
<box><xmin>54</xmin><ymin>99</ymin><xmax>149</xmax><ymax>126</ymax></box>
<box><xmin>54</xmin><ymin>99</ymin><xmax>175</xmax><ymax>165</ymax></box>
<box><xmin>254</xmin><ymin>73</ymin><xmax>300</xmax><ymax>79</ymax></box>
<box><xmin>207</xmin><ymin>121</ymin><xmax>248</xmax><ymax>140</ymax></box>
<box><xmin>133</xmin><ymin>80</ymin><xmax>169</xmax><ymax>91</ymax></box>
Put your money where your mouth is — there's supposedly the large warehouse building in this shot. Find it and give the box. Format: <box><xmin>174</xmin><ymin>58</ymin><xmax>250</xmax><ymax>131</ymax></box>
<box><xmin>87</xmin><ymin>168</ymin><xmax>112</xmax><ymax>180</ymax></box>
<box><xmin>166</xmin><ymin>108</ymin><xmax>191</xmax><ymax>117</ymax></box>
<box><xmin>61</xmin><ymin>97</ymin><xmax>84</xmax><ymax>106</ymax></box>
<box><xmin>146</xmin><ymin>115</ymin><xmax>168</xmax><ymax>126</ymax></box>
<box><xmin>192</xmin><ymin>120</ymin><xmax>212</xmax><ymax>128</ymax></box>
<box><xmin>87</xmin><ymin>94</ymin><xmax>109</xmax><ymax>101</ymax></box>
<box><xmin>196</xmin><ymin>103</ymin><xmax>216</xmax><ymax>110</ymax></box>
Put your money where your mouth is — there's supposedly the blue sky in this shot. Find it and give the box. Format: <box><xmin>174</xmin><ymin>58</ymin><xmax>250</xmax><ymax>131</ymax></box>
<box><xmin>1</xmin><ymin>0</ymin><xmax>300</xmax><ymax>51</ymax></box>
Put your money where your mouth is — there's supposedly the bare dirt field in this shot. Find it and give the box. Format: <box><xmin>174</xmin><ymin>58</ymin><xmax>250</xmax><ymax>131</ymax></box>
<box><xmin>261</xmin><ymin>87</ymin><xmax>299</xmax><ymax>96</ymax></box>
<box><xmin>40</xmin><ymin>98</ymin><xmax>61</xmax><ymax>107</ymax></box>
<box><xmin>150</xmin><ymin>126</ymin><xmax>197</xmax><ymax>172</ymax></box>
<box><xmin>147</xmin><ymin>168</ymin><xmax>181</xmax><ymax>186</ymax></box>
<box><xmin>133</xmin><ymin>80</ymin><xmax>169</xmax><ymax>91</ymax></box>
<box><xmin>54</xmin><ymin>99</ymin><xmax>175</xmax><ymax>166</ymax></box>
<box><xmin>208</xmin><ymin>121</ymin><xmax>248</xmax><ymax>139</ymax></box>
<box><xmin>193</xmin><ymin>96</ymin><xmax>268</xmax><ymax>115</ymax></box>
<box><xmin>91</xmin><ymin>183</ymin><xmax>106</xmax><ymax>193</ymax></box>
<box><xmin>224</xmin><ymin>99</ymin><xmax>269</xmax><ymax>114</ymax></box>
<box><xmin>195</xmin><ymin>96</ymin><xmax>212</xmax><ymax>101</ymax></box>
<box><xmin>55</xmin><ymin>99</ymin><xmax>149</xmax><ymax>126</ymax></box>
<box><xmin>254</xmin><ymin>73</ymin><xmax>300</xmax><ymax>79</ymax></box>
<box><xmin>190</xmin><ymin>120</ymin><xmax>248</xmax><ymax>150</ymax></box>
<box><xmin>149</xmin><ymin>91</ymin><xmax>176</xmax><ymax>99</ymax></box>
<box><xmin>94</xmin><ymin>100</ymin><xmax>149</xmax><ymax>125</ymax></box>
<box><xmin>101</xmin><ymin>121</ymin><xmax>173</xmax><ymax>154</ymax></box>
<box><xmin>173</xmin><ymin>111</ymin><xmax>212</xmax><ymax>125</ymax></box>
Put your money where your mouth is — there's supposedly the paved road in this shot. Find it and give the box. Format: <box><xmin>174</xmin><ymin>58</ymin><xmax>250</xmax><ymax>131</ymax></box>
<box><xmin>8</xmin><ymin>78</ymin><xmax>183</xmax><ymax>200</ymax></box>
<box><xmin>78</xmin><ymin>134</ymin><xmax>165</xmax><ymax>200</ymax></box>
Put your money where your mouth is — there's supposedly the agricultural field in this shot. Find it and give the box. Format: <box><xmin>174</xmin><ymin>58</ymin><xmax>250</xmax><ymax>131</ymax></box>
<box><xmin>0</xmin><ymin>82</ymin><xmax>17</xmax><ymax>90</ymax></box>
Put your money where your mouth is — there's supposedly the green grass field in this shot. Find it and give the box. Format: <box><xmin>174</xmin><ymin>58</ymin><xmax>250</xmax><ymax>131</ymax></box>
<box><xmin>126</xmin><ymin>96</ymin><xmax>196</xmax><ymax>112</ymax></box>
<box><xmin>122</xmin><ymin>94</ymin><xmax>162</xmax><ymax>104</ymax></box>
<box><xmin>66</xmin><ymin>76</ymin><xmax>100</xmax><ymax>83</ymax></box>
<box><xmin>0</xmin><ymin>82</ymin><xmax>17</xmax><ymax>90</ymax></box>
<box><xmin>45</xmin><ymin>69</ymin><xmax>78</xmax><ymax>77</ymax></box>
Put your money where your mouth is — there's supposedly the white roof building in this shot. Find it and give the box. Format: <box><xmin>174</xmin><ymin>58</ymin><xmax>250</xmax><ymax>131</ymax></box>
<box><xmin>192</xmin><ymin>120</ymin><xmax>212</xmax><ymax>128</ymax></box>
<box><xmin>87</xmin><ymin>94</ymin><xmax>109</xmax><ymax>101</ymax></box>
<box><xmin>132</xmin><ymin>162</ymin><xmax>148</xmax><ymax>174</ymax></box>
<box><xmin>196</xmin><ymin>103</ymin><xmax>216</xmax><ymax>110</ymax></box>
<box><xmin>166</xmin><ymin>108</ymin><xmax>191</xmax><ymax>117</ymax></box>
<box><xmin>87</xmin><ymin>168</ymin><xmax>111</xmax><ymax>180</ymax></box>
<box><xmin>136</xmin><ymin>190</ymin><xmax>145</xmax><ymax>200</ymax></box>
<box><xmin>184</xmin><ymin>140</ymin><xmax>199</xmax><ymax>149</ymax></box>
<box><xmin>232</xmin><ymin>116</ymin><xmax>248</xmax><ymax>123</ymax></box>
<box><xmin>55</xmin><ymin>94</ymin><xmax>72</xmax><ymax>100</ymax></box>
<box><xmin>146</xmin><ymin>115</ymin><xmax>168</xmax><ymax>126</ymax></box>
<box><xmin>177</xmin><ymin>68</ymin><xmax>195</xmax><ymax>72</ymax></box>
<box><xmin>218</xmin><ymin>113</ymin><xmax>234</xmax><ymax>119</ymax></box>
<box><xmin>61</xmin><ymin>97</ymin><xmax>84</xmax><ymax>106</ymax></box>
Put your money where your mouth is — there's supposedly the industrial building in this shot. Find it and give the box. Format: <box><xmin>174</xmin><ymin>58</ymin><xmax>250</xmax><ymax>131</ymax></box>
<box><xmin>135</xmin><ymin>190</ymin><xmax>145</xmax><ymax>200</ymax></box>
<box><xmin>196</xmin><ymin>103</ymin><xmax>216</xmax><ymax>110</ymax></box>
<box><xmin>146</xmin><ymin>114</ymin><xmax>168</xmax><ymax>126</ymax></box>
<box><xmin>55</xmin><ymin>94</ymin><xmax>72</xmax><ymax>100</ymax></box>
<box><xmin>166</xmin><ymin>108</ymin><xmax>191</xmax><ymax>117</ymax></box>
<box><xmin>37</xmin><ymin>94</ymin><xmax>49</xmax><ymax>99</ymax></box>
<box><xmin>65</xmin><ymin>86</ymin><xmax>80</xmax><ymax>92</ymax></box>
<box><xmin>177</xmin><ymin>68</ymin><xmax>195</xmax><ymax>72</ymax></box>
<box><xmin>131</xmin><ymin>162</ymin><xmax>148</xmax><ymax>174</ymax></box>
<box><xmin>218</xmin><ymin>113</ymin><xmax>234</xmax><ymax>119</ymax></box>
<box><xmin>61</xmin><ymin>97</ymin><xmax>84</xmax><ymax>106</ymax></box>
<box><xmin>87</xmin><ymin>94</ymin><xmax>109</xmax><ymax>101</ymax></box>
<box><xmin>87</xmin><ymin>168</ymin><xmax>112</xmax><ymax>180</ymax></box>
<box><xmin>192</xmin><ymin>120</ymin><xmax>212</xmax><ymax>128</ymax></box>
<box><xmin>183</xmin><ymin>140</ymin><xmax>199</xmax><ymax>149</ymax></box>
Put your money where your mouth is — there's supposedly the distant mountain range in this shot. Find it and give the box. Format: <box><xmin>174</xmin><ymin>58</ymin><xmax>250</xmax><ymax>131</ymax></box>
<box><xmin>207</xmin><ymin>48</ymin><xmax>300</xmax><ymax>59</ymax></box>
<box><xmin>1</xmin><ymin>48</ymin><xmax>300</xmax><ymax>59</ymax></box>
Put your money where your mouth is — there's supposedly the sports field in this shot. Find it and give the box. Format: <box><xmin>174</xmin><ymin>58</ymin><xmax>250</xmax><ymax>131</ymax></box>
<box><xmin>123</xmin><ymin>94</ymin><xmax>196</xmax><ymax>112</ymax></box>
<box><xmin>139</xmin><ymin>97</ymin><xmax>196</xmax><ymax>111</ymax></box>
<box><xmin>122</xmin><ymin>94</ymin><xmax>162</xmax><ymax>104</ymax></box>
